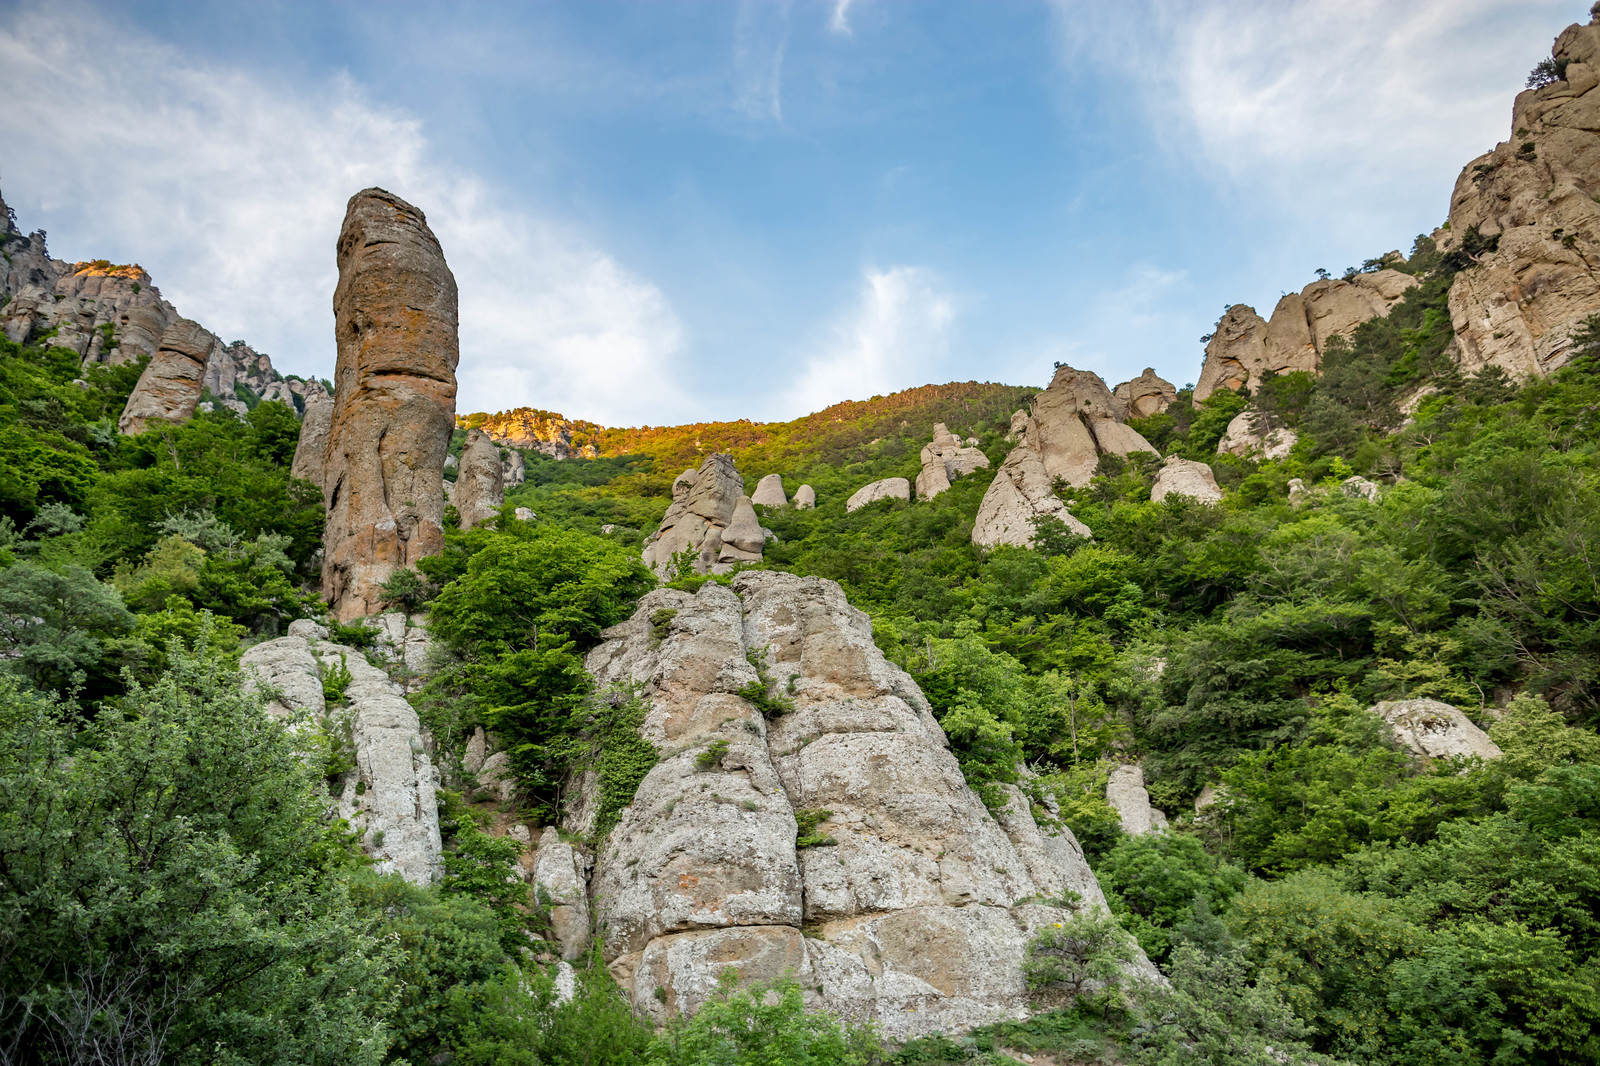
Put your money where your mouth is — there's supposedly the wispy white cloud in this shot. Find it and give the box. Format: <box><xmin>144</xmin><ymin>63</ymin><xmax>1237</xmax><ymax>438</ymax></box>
<box><xmin>732</xmin><ymin>0</ymin><xmax>792</xmax><ymax>123</ymax></box>
<box><xmin>0</xmin><ymin>1</ymin><xmax>692</xmax><ymax>426</ymax></box>
<box><xmin>1052</xmin><ymin>0</ymin><xmax>1573</xmax><ymax>217</ymax></box>
<box><xmin>786</xmin><ymin>266</ymin><xmax>957</xmax><ymax>417</ymax></box>
<box><xmin>828</xmin><ymin>0</ymin><xmax>857</xmax><ymax>37</ymax></box>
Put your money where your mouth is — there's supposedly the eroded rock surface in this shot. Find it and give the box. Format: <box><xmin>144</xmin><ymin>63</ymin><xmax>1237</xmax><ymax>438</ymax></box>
<box><xmin>641</xmin><ymin>453</ymin><xmax>761</xmax><ymax>575</ymax></box>
<box><xmin>321</xmin><ymin>188</ymin><xmax>459</xmax><ymax>620</ymax></box>
<box><xmin>751</xmin><ymin>473</ymin><xmax>788</xmax><ymax>508</ymax></box>
<box><xmin>117</xmin><ymin>318</ymin><xmax>220</xmax><ymax>434</ymax></box>
<box><xmin>1442</xmin><ymin>15</ymin><xmax>1600</xmax><ymax>376</ymax></box>
<box><xmin>1105</xmin><ymin>764</ymin><xmax>1168</xmax><ymax>836</ymax></box>
<box><xmin>1194</xmin><ymin>271</ymin><xmax>1417</xmax><ymax>403</ymax></box>
<box><xmin>846</xmin><ymin>477</ymin><xmax>911</xmax><ymax>512</ymax></box>
<box><xmin>1113</xmin><ymin>368</ymin><xmax>1178</xmax><ymax>418</ymax></box>
<box><xmin>916</xmin><ymin>423</ymin><xmax>990</xmax><ymax>500</ymax></box>
<box><xmin>291</xmin><ymin>393</ymin><xmax>334</xmax><ymax>489</ymax></box>
<box><xmin>576</xmin><ymin>573</ymin><xmax>1128</xmax><ymax>1037</ymax></box>
<box><xmin>454</xmin><ymin>428</ymin><xmax>505</xmax><ymax>531</ymax></box>
<box><xmin>972</xmin><ymin>365</ymin><xmax>1156</xmax><ymax>549</ymax></box>
<box><xmin>1374</xmin><ymin>699</ymin><xmax>1504</xmax><ymax>762</ymax></box>
<box><xmin>240</xmin><ymin>631</ymin><xmax>443</xmax><ymax>884</ymax></box>
<box><xmin>1151</xmin><ymin>458</ymin><xmax>1223</xmax><ymax>505</ymax></box>
<box><xmin>1216</xmin><ymin>409</ymin><xmax>1297</xmax><ymax>460</ymax></box>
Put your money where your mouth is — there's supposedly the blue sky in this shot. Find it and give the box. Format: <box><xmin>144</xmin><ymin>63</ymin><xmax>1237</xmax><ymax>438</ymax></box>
<box><xmin>0</xmin><ymin>0</ymin><xmax>1582</xmax><ymax>425</ymax></box>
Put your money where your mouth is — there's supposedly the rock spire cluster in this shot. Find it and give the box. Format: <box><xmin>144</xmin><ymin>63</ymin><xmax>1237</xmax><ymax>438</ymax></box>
<box><xmin>641</xmin><ymin>453</ymin><xmax>768</xmax><ymax>575</ymax></box>
<box><xmin>320</xmin><ymin>188</ymin><xmax>460</xmax><ymax>621</ymax></box>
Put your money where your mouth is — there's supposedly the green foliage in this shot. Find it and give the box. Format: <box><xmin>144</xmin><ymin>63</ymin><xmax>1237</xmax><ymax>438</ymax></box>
<box><xmin>0</xmin><ymin>560</ymin><xmax>134</xmax><ymax>692</ymax></box>
<box><xmin>0</xmin><ymin>641</ymin><xmax>393</xmax><ymax>1065</ymax></box>
<box><xmin>794</xmin><ymin>808</ymin><xmax>836</xmax><ymax>848</ymax></box>
<box><xmin>738</xmin><ymin>646</ymin><xmax>795</xmax><ymax>718</ymax></box>
<box><xmin>438</xmin><ymin>790</ymin><xmax>533</xmax><ymax>953</ymax></box>
<box><xmin>322</xmin><ymin>651</ymin><xmax>354</xmax><ymax>703</ymax></box>
<box><xmin>1097</xmin><ymin>833</ymin><xmax>1246</xmax><ymax>960</ymax></box>
<box><xmin>1022</xmin><ymin>909</ymin><xmax>1140</xmax><ymax>1016</ymax></box>
<box><xmin>695</xmin><ymin>737</ymin><xmax>731</xmax><ymax>771</ymax></box>
<box><xmin>329</xmin><ymin>616</ymin><xmax>380</xmax><ymax>649</ymax></box>
<box><xmin>380</xmin><ymin>566</ymin><xmax>438</xmax><ymax>612</ymax></box>
<box><xmin>645</xmin><ymin>974</ymin><xmax>879</xmax><ymax>1066</ymax></box>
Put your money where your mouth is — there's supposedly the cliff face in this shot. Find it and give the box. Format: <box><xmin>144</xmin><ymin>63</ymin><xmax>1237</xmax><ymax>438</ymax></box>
<box><xmin>576</xmin><ymin>572</ymin><xmax>1132</xmax><ymax>1038</ymax></box>
<box><xmin>463</xmin><ymin>408</ymin><xmax>600</xmax><ymax>459</ymax></box>
<box><xmin>1194</xmin><ymin>271</ymin><xmax>1418</xmax><ymax>403</ymax></box>
<box><xmin>320</xmin><ymin>188</ymin><xmax>460</xmax><ymax>621</ymax></box>
<box><xmin>0</xmin><ymin>187</ymin><xmax>326</xmax><ymax>424</ymax></box>
<box><xmin>1442</xmin><ymin>17</ymin><xmax>1600</xmax><ymax>376</ymax></box>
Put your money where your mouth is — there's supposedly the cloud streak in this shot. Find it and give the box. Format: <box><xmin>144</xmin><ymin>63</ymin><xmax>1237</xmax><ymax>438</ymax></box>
<box><xmin>0</xmin><ymin>1</ymin><xmax>692</xmax><ymax>426</ymax></box>
<box><xmin>786</xmin><ymin>266</ymin><xmax>957</xmax><ymax>418</ymax></box>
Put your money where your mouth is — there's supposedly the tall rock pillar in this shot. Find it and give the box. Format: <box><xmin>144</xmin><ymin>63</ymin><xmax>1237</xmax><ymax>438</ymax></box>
<box><xmin>321</xmin><ymin>189</ymin><xmax>459</xmax><ymax>621</ymax></box>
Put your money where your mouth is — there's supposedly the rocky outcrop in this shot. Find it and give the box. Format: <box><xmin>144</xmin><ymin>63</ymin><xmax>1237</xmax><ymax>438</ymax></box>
<box><xmin>1341</xmin><ymin>475</ymin><xmax>1382</xmax><ymax>503</ymax></box>
<box><xmin>0</xmin><ymin>187</ymin><xmax>324</xmax><ymax>418</ymax></box>
<box><xmin>577</xmin><ymin>572</ymin><xmax>1130</xmax><ymax>1036</ymax></box>
<box><xmin>915</xmin><ymin>423</ymin><xmax>990</xmax><ymax>501</ymax></box>
<box><xmin>240</xmin><ymin>631</ymin><xmax>443</xmax><ymax>884</ymax></box>
<box><xmin>1105</xmin><ymin>764</ymin><xmax>1168</xmax><ymax>836</ymax></box>
<box><xmin>972</xmin><ymin>365</ymin><xmax>1156</xmax><ymax>548</ymax></box>
<box><xmin>464</xmin><ymin>408</ymin><xmax>600</xmax><ymax>460</ymax></box>
<box><xmin>117</xmin><ymin>318</ymin><xmax>220</xmax><ymax>434</ymax></box>
<box><xmin>1373</xmin><ymin>699</ymin><xmax>1503</xmax><ymax>762</ymax></box>
<box><xmin>1442</xmin><ymin>16</ymin><xmax>1600</xmax><ymax>377</ymax></box>
<box><xmin>1194</xmin><ymin>271</ymin><xmax>1418</xmax><ymax>403</ymax></box>
<box><xmin>971</xmin><ymin>442</ymin><xmax>1093</xmax><ymax>549</ymax></box>
<box><xmin>1150</xmin><ymin>458</ymin><xmax>1223</xmax><ymax>504</ymax></box>
<box><xmin>501</xmin><ymin>449</ymin><xmax>526</xmax><ymax>487</ymax></box>
<box><xmin>1113</xmin><ymin>368</ymin><xmax>1178</xmax><ymax>419</ymax></box>
<box><xmin>321</xmin><ymin>188</ymin><xmax>459</xmax><ymax>621</ymax></box>
<box><xmin>1216</xmin><ymin>409</ymin><xmax>1297</xmax><ymax>460</ymax></box>
<box><xmin>454</xmin><ymin>429</ymin><xmax>505</xmax><ymax>531</ymax></box>
<box><xmin>533</xmin><ymin>827</ymin><xmax>592</xmax><ymax>961</ymax></box>
<box><xmin>751</xmin><ymin>473</ymin><xmax>788</xmax><ymax>508</ymax></box>
<box><xmin>291</xmin><ymin>393</ymin><xmax>334</xmax><ymax>488</ymax></box>
<box><xmin>793</xmin><ymin>485</ymin><xmax>816</xmax><ymax>509</ymax></box>
<box><xmin>641</xmin><ymin>453</ymin><xmax>761</xmax><ymax>575</ymax></box>
<box><xmin>846</xmin><ymin>477</ymin><xmax>911</xmax><ymax>512</ymax></box>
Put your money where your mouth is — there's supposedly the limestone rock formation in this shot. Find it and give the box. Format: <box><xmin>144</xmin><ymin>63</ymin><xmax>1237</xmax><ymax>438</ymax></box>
<box><xmin>464</xmin><ymin>408</ymin><xmax>600</xmax><ymax>459</ymax></box>
<box><xmin>793</xmin><ymin>484</ymin><xmax>816</xmax><ymax>509</ymax></box>
<box><xmin>1</xmin><ymin>187</ymin><xmax>324</xmax><ymax>420</ymax></box>
<box><xmin>1442</xmin><ymin>15</ymin><xmax>1600</xmax><ymax>376</ymax></box>
<box><xmin>533</xmin><ymin>827</ymin><xmax>593</xmax><ymax>961</ymax></box>
<box><xmin>641</xmin><ymin>453</ymin><xmax>760</xmax><ymax>575</ymax></box>
<box><xmin>502</xmin><ymin>449</ymin><xmax>526</xmax><ymax>487</ymax></box>
<box><xmin>577</xmin><ymin>572</ymin><xmax>1132</xmax><ymax>1036</ymax></box>
<box><xmin>1341</xmin><ymin>475</ymin><xmax>1382</xmax><ymax>503</ymax></box>
<box><xmin>454</xmin><ymin>429</ymin><xmax>505</xmax><ymax>531</ymax></box>
<box><xmin>971</xmin><ymin>442</ymin><xmax>1093</xmax><ymax>549</ymax></box>
<box><xmin>751</xmin><ymin>473</ymin><xmax>788</xmax><ymax>508</ymax></box>
<box><xmin>916</xmin><ymin>423</ymin><xmax>991</xmax><ymax>500</ymax></box>
<box><xmin>846</xmin><ymin>477</ymin><xmax>911</xmax><ymax>512</ymax></box>
<box><xmin>241</xmin><ymin>631</ymin><xmax>443</xmax><ymax>884</ymax></box>
<box><xmin>1150</xmin><ymin>458</ymin><xmax>1223</xmax><ymax>504</ymax></box>
<box><xmin>291</xmin><ymin>393</ymin><xmax>334</xmax><ymax>488</ymax></box>
<box><xmin>973</xmin><ymin>365</ymin><xmax>1156</xmax><ymax>547</ymax></box>
<box><xmin>1373</xmin><ymin>699</ymin><xmax>1503</xmax><ymax>762</ymax></box>
<box><xmin>1216</xmin><ymin>409</ymin><xmax>1297</xmax><ymax>460</ymax></box>
<box><xmin>117</xmin><ymin>318</ymin><xmax>221</xmax><ymax>434</ymax></box>
<box><xmin>1113</xmin><ymin>368</ymin><xmax>1178</xmax><ymax>418</ymax></box>
<box><xmin>321</xmin><ymin>188</ymin><xmax>460</xmax><ymax>621</ymax></box>
<box><xmin>1105</xmin><ymin>764</ymin><xmax>1168</xmax><ymax>836</ymax></box>
<box><xmin>1194</xmin><ymin>271</ymin><xmax>1418</xmax><ymax>403</ymax></box>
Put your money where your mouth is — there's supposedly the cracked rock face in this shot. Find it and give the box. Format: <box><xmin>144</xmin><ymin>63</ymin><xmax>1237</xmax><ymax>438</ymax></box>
<box><xmin>577</xmin><ymin>571</ymin><xmax>1127</xmax><ymax>1038</ymax></box>
<box><xmin>1216</xmin><ymin>409</ymin><xmax>1297</xmax><ymax>460</ymax></box>
<box><xmin>972</xmin><ymin>364</ymin><xmax>1156</xmax><ymax>549</ymax></box>
<box><xmin>1151</xmin><ymin>457</ymin><xmax>1223</xmax><ymax>505</ymax></box>
<box><xmin>1194</xmin><ymin>271</ymin><xmax>1417</xmax><ymax>404</ymax></box>
<box><xmin>321</xmin><ymin>188</ymin><xmax>459</xmax><ymax>620</ymax></box>
<box><xmin>454</xmin><ymin>428</ymin><xmax>505</xmax><ymax>531</ymax></box>
<box><xmin>1373</xmin><ymin>699</ymin><xmax>1503</xmax><ymax>762</ymax></box>
<box><xmin>1105</xmin><ymin>764</ymin><xmax>1168</xmax><ymax>837</ymax></box>
<box><xmin>641</xmin><ymin>453</ymin><xmax>762</xmax><ymax>575</ymax></box>
<box><xmin>1113</xmin><ymin>368</ymin><xmax>1178</xmax><ymax>419</ymax></box>
<box><xmin>240</xmin><ymin>631</ymin><xmax>443</xmax><ymax>885</ymax></box>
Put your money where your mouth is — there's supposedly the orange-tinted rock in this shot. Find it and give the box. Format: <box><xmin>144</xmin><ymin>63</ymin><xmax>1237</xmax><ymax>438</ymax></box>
<box><xmin>321</xmin><ymin>189</ymin><xmax>459</xmax><ymax>620</ymax></box>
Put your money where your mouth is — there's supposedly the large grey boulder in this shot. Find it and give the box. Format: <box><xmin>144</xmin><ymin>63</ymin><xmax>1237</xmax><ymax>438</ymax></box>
<box><xmin>1217</xmin><ymin>409</ymin><xmax>1297</xmax><ymax>460</ymax></box>
<box><xmin>971</xmin><ymin>442</ymin><xmax>1092</xmax><ymax>549</ymax></box>
<box><xmin>533</xmin><ymin>827</ymin><xmax>593</xmax><ymax>961</ymax></box>
<box><xmin>576</xmin><ymin>572</ymin><xmax>1134</xmax><ymax>1037</ymax></box>
<box><xmin>240</xmin><ymin>636</ymin><xmax>325</xmax><ymax>720</ymax></box>
<box><xmin>1373</xmin><ymin>699</ymin><xmax>1503</xmax><ymax>762</ymax></box>
<box><xmin>846</xmin><ymin>477</ymin><xmax>911</xmax><ymax>512</ymax></box>
<box><xmin>1151</xmin><ymin>458</ymin><xmax>1223</xmax><ymax>504</ymax></box>
<box><xmin>1105</xmin><ymin>764</ymin><xmax>1168</xmax><ymax>836</ymax></box>
<box><xmin>1113</xmin><ymin>368</ymin><xmax>1178</xmax><ymax>418</ymax></box>
<box><xmin>118</xmin><ymin>318</ymin><xmax>220</xmax><ymax>435</ymax></box>
<box><xmin>793</xmin><ymin>485</ymin><xmax>816</xmax><ymax>509</ymax></box>
<box><xmin>641</xmin><ymin>453</ymin><xmax>760</xmax><ymax>575</ymax></box>
<box><xmin>751</xmin><ymin>473</ymin><xmax>788</xmax><ymax>508</ymax></box>
<box><xmin>916</xmin><ymin>423</ymin><xmax>990</xmax><ymax>500</ymax></box>
<box><xmin>291</xmin><ymin>393</ymin><xmax>334</xmax><ymax>489</ymax></box>
<box><xmin>454</xmin><ymin>428</ymin><xmax>505</xmax><ymax>531</ymax></box>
